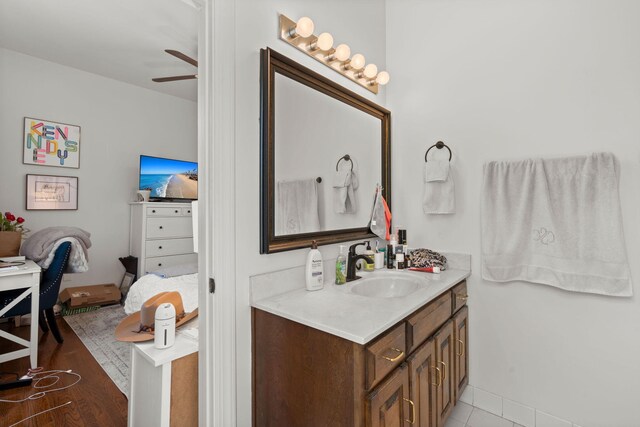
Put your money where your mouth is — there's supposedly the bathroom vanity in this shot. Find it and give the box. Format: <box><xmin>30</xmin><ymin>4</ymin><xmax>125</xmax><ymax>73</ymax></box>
<box><xmin>252</xmin><ymin>267</ymin><xmax>470</xmax><ymax>427</ymax></box>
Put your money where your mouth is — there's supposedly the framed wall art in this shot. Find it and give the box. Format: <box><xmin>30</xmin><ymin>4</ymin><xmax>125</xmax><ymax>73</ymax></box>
<box><xmin>26</xmin><ymin>174</ymin><xmax>79</xmax><ymax>210</ymax></box>
<box><xmin>23</xmin><ymin>117</ymin><xmax>81</xmax><ymax>168</ymax></box>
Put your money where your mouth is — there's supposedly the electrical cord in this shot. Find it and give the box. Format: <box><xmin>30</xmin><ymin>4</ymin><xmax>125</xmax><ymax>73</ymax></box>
<box><xmin>9</xmin><ymin>401</ymin><xmax>72</xmax><ymax>427</ymax></box>
<box><xmin>0</xmin><ymin>369</ymin><xmax>81</xmax><ymax>403</ymax></box>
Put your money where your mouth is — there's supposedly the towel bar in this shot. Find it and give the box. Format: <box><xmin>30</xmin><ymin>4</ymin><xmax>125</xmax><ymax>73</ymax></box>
<box><xmin>425</xmin><ymin>141</ymin><xmax>452</xmax><ymax>162</ymax></box>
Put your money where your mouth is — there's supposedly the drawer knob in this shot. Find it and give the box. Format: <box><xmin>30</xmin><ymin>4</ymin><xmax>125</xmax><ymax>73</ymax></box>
<box><xmin>381</xmin><ymin>347</ymin><xmax>404</xmax><ymax>362</ymax></box>
<box><xmin>175</xmin><ymin>210</ymin><xmax>179</xmax><ymax>213</ymax></box>
<box><xmin>187</xmin><ymin>210</ymin><xmax>191</xmax><ymax>213</ymax></box>
<box><xmin>159</xmin><ymin>226</ymin><xmax>163</xmax><ymax>229</ymax></box>
<box><xmin>152</xmin><ymin>209</ymin><xmax>156</xmax><ymax>213</ymax></box>
<box><xmin>158</xmin><ymin>246</ymin><xmax>163</xmax><ymax>250</ymax></box>
<box><xmin>158</xmin><ymin>263</ymin><xmax>162</xmax><ymax>266</ymax></box>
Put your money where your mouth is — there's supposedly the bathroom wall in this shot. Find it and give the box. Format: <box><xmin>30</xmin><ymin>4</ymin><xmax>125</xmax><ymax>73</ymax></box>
<box><xmin>233</xmin><ymin>1</ymin><xmax>386</xmax><ymax>424</ymax></box>
<box><xmin>386</xmin><ymin>1</ymin><xmax>640</xmax><ymax>425</ymax></box>
<box><xmin>0</xmin><ymin>47</ymin><xmax>197</xmax><ymax>290</ymax></box>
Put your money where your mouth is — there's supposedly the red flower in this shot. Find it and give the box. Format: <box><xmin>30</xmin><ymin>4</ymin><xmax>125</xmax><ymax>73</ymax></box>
<box><xmin>16</xmin><ymin>217</ymin><xmax>25</xmax><ymax>224</ymax></box>
<box><xmin>4</xmin><ymin>212</ymin><xmax>11</xmax><ymax>219</ymax></box>
<box><xmin>5</xmin><ymin>213</ymin><xmax>15</xmax><ymax>221</ymax></box>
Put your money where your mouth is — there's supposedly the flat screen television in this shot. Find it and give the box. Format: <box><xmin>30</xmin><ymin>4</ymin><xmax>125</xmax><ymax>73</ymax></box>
<box><xmin>139</xmin><ymin>155</ymin><xmax>198</xmax><ymax>201</ymax></box>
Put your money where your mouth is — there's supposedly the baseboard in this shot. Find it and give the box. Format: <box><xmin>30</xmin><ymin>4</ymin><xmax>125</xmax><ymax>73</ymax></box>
<box><xmin>462</xmin><ymin>385</ymin><xmax>583</xmax><ymax>427</ymax></box>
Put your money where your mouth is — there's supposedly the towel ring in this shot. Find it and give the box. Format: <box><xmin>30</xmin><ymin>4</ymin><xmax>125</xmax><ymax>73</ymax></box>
<box><xmin>424</xmin><ymin>141</ymin><xmax>452</xmax><ymax>162</ymax></box>
<box><xmin>336</xmin><ymin>154</ymin><xmax>354</xmax><ymax>172</ymax></box>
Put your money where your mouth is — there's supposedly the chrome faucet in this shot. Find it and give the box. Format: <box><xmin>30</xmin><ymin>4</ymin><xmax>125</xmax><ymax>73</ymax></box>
<box><xmin>346</xmin><ymin>242</ymin><xmax>374</xmax><ymax>282</ymax></box>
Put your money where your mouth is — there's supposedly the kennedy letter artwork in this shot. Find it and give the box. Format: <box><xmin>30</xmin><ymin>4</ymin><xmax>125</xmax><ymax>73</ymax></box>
<box><xmin>23</xmin><ymin>117</ymin><xmax>81</xmax><ymax>168</ymax></box>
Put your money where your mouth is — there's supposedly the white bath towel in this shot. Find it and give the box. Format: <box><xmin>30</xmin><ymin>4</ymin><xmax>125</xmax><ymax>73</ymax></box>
<box><xmin>333</xmin><ymin>170</ymin><xmax>359</xmax><ymax>214</ymax></box>
<box><xmin>481</xmin><ymin>152</ymin><xmax>632</xmax><ymax>297</ymax></box>
<box><xmin>276</xmin><ymin>179</ymin><xmax>320</xmax><ymax>235</ymax></box>
<box><xmin>423</xmin><ymin>160</ymin><xmax>455</xmax><ymax>214</ymax></box>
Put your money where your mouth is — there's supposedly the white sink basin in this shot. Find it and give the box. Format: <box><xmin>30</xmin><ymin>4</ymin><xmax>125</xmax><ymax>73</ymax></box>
<box><xmin>349</xmin><ymin>273</ymin><xmax>422</xmax><ymax>298</ymax></box>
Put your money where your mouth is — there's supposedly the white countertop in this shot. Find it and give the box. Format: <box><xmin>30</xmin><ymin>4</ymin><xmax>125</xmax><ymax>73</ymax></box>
<box><xmin>252</xmin><ymin>268</ymin><xmax>470</xmax><ymax>345</ymax></box>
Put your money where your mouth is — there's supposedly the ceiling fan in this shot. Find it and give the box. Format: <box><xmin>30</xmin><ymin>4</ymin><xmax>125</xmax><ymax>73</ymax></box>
<box><xmin>152</xmin><ymin>49</ymin><xmax>198</xmax><ymax>83</ymax></box>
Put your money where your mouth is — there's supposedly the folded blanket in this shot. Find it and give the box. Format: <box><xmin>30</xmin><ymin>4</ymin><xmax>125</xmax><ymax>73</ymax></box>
<box><xmin>20</xmin><ymin>227</ymin><xmax>91</xmax><ymax>273</ymax></box>
<box><xmin>481</xmin><ymin>152</ymin><xmax>632</xmax><ymax>297</ymax></box>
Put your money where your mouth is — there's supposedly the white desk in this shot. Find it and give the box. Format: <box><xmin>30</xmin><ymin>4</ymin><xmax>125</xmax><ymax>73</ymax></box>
<box><xmin>128</xmin><ymin>320</ymin><xmax>199</xmax><ymax>427</ymax></box>
<box><xmin>0</xmin><ymin>260</ymin><xmax>41</xmax><ymax>368</ymax></box>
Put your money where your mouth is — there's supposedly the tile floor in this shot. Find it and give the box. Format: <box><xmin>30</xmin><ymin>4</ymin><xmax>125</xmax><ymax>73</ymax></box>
<box><xmin>445</xmin><ymin>402</ymin><xmax>524</xmax><ymax>427</ymax></box>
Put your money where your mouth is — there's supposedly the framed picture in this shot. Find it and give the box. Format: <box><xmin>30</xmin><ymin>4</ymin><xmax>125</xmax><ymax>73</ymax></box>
<box><xmin>26</xmin><ymin>174</ymin><xmax>79</xmax><ymax>210</ymax></box>
<box><xmin>23</xmin><ymin>117</ymin><xmax>81</xmax><ymax>168</ymax></box>
<box><xmin>119</xmin><ymin>272</ymin><xmax>136</xmax><ymax>301</ymax></box>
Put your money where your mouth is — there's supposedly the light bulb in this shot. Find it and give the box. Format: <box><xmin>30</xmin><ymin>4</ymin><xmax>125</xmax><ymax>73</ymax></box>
<box><xmin>316</xmin><ymin>32</ymin><xmax>333</xmax><ymax>51</ymax></box>
<box><xmin>295</xmin><ymin>16</ymin><xmax>314</xmax><ymax>38</ymax></box>
<box><xmin>376</xmin><ymin>71</ymin><xmax>390</xmax><ymax>85</ymax></box>
<box><xmin>363</xmin><ymin>64</ymin><xmax>378</xmax><ymax>79</ymax></box>
<box><xmin>350</xmin><ymin>53</ymin><xmax>365</xmax><ymax>70</ymax></box>
<box><xmin>333</xmin><ymin>44</ymin><xmax>351</xmax><ymax>61</ymax></box>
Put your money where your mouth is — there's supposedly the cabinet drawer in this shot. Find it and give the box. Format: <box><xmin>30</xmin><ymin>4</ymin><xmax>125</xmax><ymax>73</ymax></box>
<box><xmin>147</xmin><ymin>217</ymin><xmax>192</xmax><ymax>239</ymax></box>
<box><xmin>145</xmin><ymin>238</ymin><xmax>194</xmax><ymax>258</ymax></box>
<box><xmin>144</xmin><ymin>253</ymin><xmax>198</xmax><ymax>274</ymax></box>
<box><xmin>147</xmin><ymin>206</ymin><xmax>186</xmax><ymax>216</ymax></box>
<box><xmin>452</xmin><ymin>281</ymin><xmax>468</xmax><ymax>313</ymax></box>
<box><xmin>406</xmin><ymin>291</ymin><xmax>452</xmax><ymax>353</ymax></box>
<box><xmin>365</xmin><ymin>323</ymin><xmax>406</xmax><ymax>390</ymax></box>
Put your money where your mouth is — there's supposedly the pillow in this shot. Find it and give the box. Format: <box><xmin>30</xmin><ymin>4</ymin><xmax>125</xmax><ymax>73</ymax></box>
<box><xmin>149</xmin><ymin>263</ymin><xmax>198</xmax><ymax>278</ymax></box>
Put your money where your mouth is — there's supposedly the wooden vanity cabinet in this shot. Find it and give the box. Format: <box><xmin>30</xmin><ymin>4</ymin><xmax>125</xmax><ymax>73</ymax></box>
<box><xmin>253</xmin><ymin>279</ymin><xmax>469</xmax><ymax>427</ymax></box>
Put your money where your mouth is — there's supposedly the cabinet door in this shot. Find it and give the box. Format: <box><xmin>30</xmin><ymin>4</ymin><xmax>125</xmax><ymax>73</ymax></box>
<box><xmin>453</xmin><ymin>306</ymin><xmax>469</xmax><ymax>400</ymax></box>
<box><xmin>407</xmin><ymin>338</ymin><xmax>437</xmax><ymax>427</ymax></box>
<box><xmin>434</xmin><ymin>320</ymin><xmax>455</xmax><ymax>427</ymax></box>
<box><xmin>367</xmin><ymin>363</ymin><xmax>414</xmax><ymax>427</ymax></box>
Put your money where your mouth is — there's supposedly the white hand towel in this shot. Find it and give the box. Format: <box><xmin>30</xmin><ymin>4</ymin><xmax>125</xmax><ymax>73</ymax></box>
<box><xmin>481</xmin><ymin>152</ymin><xmax>632</xmax><ymax>297</ymax></box>
<box><xmin>276</xmin><ymin>179</ymin><xmax>320</xmax><ymax>235</ymax></box>
<box><xmin>333</xmin><ymin>170</ymin><xmax>359</xmax><ymax>214</ymax></box>
<box><xmin>423</xmin><ymin>161</ymin><xmax>455</xmax><ymax>214</ymax></box>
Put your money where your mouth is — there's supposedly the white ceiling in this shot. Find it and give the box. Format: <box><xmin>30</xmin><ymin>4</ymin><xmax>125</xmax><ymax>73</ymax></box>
<box><xmin>0</xmin><ymin>0</ymin><xmax>199</xmax><ymax>101</ymax></box>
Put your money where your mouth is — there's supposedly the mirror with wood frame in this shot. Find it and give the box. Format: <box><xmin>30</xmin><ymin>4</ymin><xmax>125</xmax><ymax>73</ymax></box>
<box><xmin>260</xmin><ymin>48</ymin><xmax>391</xmax><ymax>253</ymax></box>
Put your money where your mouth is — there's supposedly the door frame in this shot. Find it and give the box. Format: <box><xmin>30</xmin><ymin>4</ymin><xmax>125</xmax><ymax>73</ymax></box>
<box><xmin>197</xmin><ymin>0</ymin><xmax>237</xmax><ymax>425</ymax></box>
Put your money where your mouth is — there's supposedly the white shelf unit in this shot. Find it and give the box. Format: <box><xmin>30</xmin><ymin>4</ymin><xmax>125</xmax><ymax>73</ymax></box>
<box><xmin>129</xmin><ymin>202</ymin><xmax>197</xmax><ymax>279</ymax></box>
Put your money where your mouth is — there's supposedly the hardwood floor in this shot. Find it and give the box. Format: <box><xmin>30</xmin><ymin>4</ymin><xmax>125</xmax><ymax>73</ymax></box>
<box><xmin>0</xmin><ymin>317</ymin><xmax>128</xmax><ymax>426</ymax></box>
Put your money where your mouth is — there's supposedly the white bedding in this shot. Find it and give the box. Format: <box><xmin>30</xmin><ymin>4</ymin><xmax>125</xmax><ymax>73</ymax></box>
<box><xmin>124</xmin><ymin>273</ymin><xmax>199</xmax><ymax>315</ymax></box>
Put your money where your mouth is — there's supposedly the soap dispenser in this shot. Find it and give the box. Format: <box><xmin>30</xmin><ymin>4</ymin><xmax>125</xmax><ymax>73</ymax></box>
<box><xmin>335</xmin><ymin>245</ymin><xmax>347</xmax><ymax>285</ymax></box>
<box><xmin>305</xmin><ymin>240</ymin><xmax>324</xmax><ymax>291</ymax></box>
<box><xmin>364</xmin><ymin>241</ymin><xmax>375</xmax><ymax>272</ymax></box>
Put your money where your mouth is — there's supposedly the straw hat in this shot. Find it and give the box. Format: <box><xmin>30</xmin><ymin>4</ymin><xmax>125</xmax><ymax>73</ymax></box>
<box><xmin>115</xmin><ymin>291</ymin><xmax>198</xmax><ymax>342</ymax></box>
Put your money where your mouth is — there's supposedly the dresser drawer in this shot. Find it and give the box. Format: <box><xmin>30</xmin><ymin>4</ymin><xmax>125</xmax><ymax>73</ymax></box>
<box><xmin>147</xmin><ymin>206</ymin><xmax>186</xmax><ymax>217</ymax></box>
<box><xmin>145</xmin><ymin>238</ymin><xmax>194</xmax><ymax>258</ymax></box>
<box><xmin>144</xmin><ymin>253</ymin><xmax>198</xmax><ymax>274</ymax></box>
<box><xmin>146</xmin><ymin>217</ymin><xmax>192</xmax><ymax>239</ymax></box>
<box><xmin>452</xmin><ymin>281</ymin><xmax>468</xmax><ymax>313</ymax></box>
<box><xmin>406</xmin><ymin>291</ymin><xmax>452</xmax><ymax>353</ymax></box>
<box><xmin>365</xmin><ymin>323</ymin><xmax>406</xmax><ymax>390</ymax></box>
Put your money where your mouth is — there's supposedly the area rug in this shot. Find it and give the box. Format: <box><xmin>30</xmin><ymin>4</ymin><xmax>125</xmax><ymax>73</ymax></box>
<box><xmin>64</xmin><ymin>304</ymin><xmax>130</xmax><ymax>398</ymax></box>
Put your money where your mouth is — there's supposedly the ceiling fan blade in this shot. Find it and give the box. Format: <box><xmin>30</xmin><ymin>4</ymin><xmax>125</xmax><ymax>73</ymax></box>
<box><xmin>152</xmin><ymin>74</ymin><xmax>198</xmax><ymax>82</ymax></box>
<box><xmin>165</xmin><ymin>49</ymin><xmax>198</xmax><ymax>67</ymax></box>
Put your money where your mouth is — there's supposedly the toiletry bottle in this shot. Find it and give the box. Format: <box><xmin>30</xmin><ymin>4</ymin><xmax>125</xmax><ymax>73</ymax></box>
<box><xmin>396</xmin><ymin>253</ymin><xmax>405</xmax><ymax>270</ymax></box>
<box><xmin>364</xmin><ymin>241</ymin><xmax>375</xmax><ymax>271</ymax></box>
<box><xmin>386</xmin><ymin>244</ymin><xmax>395</xmax><ymax>269</ymax></box>
<box><xmin>306</xmin><ymin>241</ymin><xmax>324</xmax><ymax>291</ymax></box>
<box><xmin>335</xmin><ymin>245</ymin><xmax>347</xmax><ymax>285</ymax></box>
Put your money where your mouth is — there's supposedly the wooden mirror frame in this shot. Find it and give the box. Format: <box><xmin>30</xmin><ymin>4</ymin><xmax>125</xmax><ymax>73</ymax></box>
<box><xmin>260</xmin><ymin>48</ymin><xmax>391</xmax><ymax>254</ymax></box>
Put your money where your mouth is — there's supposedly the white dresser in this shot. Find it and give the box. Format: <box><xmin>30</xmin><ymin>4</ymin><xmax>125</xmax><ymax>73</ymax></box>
<box><xmin>129</xmin><ymin>202</ymin><xmax>197</xmax><ymax>278</ymax></box>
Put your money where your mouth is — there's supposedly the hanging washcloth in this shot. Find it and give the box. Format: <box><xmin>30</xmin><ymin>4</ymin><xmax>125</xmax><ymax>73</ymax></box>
<box><xmin>481</xmin><ymin>152</ymin><xmax>632</xmax><ymax>297</ymax></box>
<box><xmin>369</xmin><ymin>185</ymin><xmax>392</xmax><ymax>240</ymax></box>
<box><xmin>276</xmin><ymin>179</ymin><xmax>320</xmax><ymax>235</ymax></box>
<box><xmin>423</xmin><ymin>160</ymin><xmax>455</xmax><ymax>214</ymax></box>
<box><xmin>333</xmin><ymin>170</ymin><xmax>359</xmax><ymax>214</ymax></box>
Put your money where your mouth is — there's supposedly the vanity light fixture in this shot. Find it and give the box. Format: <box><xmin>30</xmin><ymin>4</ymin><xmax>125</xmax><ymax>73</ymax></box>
<box><xmin>279</xmin><ymin>14</ymin><xmax>389</xmax><ymax>94</ymax></box>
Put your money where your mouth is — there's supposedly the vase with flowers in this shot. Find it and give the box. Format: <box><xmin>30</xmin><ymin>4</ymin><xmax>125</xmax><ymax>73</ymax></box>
<box><xmin>0</xmin><ymin>212</ymin><xmax>27</xmax><ymax>257</ymax></box>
